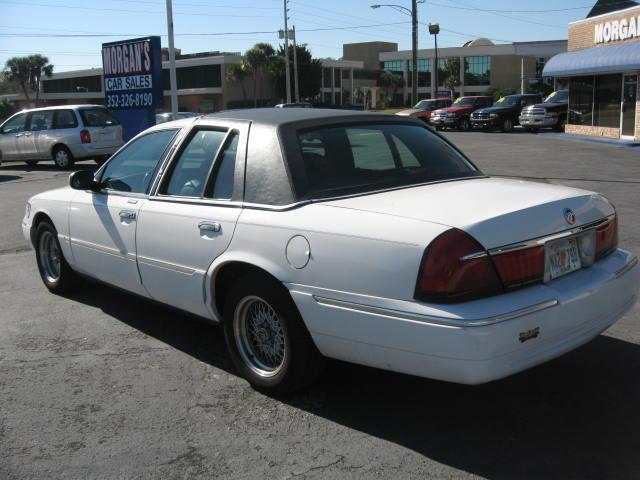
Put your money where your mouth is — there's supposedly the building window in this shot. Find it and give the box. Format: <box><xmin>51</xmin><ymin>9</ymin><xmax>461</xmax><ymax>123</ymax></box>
<box><xmin>569</xmin><ymin>74</ymin><xmax>623</xmax><ymax>128</ymax></box>
<box><xmin>569</xmin><ymin>76</ymin><xmax>594</xmax><ymax>125</ymax></box>
<box><xmin>408</xmin><ymin>59</ymin><xmax>431</xmax><ymax>87</ymax></box>
<box><xmin>162</xmin><ymin>65</ymin><xmax>221</xmax><ymax>90</ymax></box>
<box><xmin>438</xmin><ymin>58</ymin><xmax>460</xmax><ymax>86</ymax></box>
<box><xmin>42</xmin><ymin>75</ymin><xmax>102</xmax><ymax>94</ymax></box>
<box><xmin>464</xmin><ymin>56</ymin><xmax>491</xmax><ymax>86</ymax></box>
<box><xmin>383</xmin><ymin>60</ymin><xmax>404</xmax><ymax>76</ymax></box>
<box><xmin>334</xmin><ymin>69</ymin><xmax>341</xmax><ymax>88</ymax></box>
<box><xmin>594</xmin><ymin>74</ymin><xmax>622</xmax><ymax>128</ymax></box>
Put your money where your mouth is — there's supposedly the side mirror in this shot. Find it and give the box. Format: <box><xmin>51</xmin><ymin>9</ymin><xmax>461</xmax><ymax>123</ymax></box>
<box><xmin>69</xmin><ymin>170</ymin><xmax>101</xmax><ymax>191</ymax></box>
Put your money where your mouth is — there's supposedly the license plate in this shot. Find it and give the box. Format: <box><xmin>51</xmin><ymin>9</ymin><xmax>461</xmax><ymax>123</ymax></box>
<box><xmin>547</xmin><ymin>237</ymin><xmax>581</xmax><ymax>280</ymax></box>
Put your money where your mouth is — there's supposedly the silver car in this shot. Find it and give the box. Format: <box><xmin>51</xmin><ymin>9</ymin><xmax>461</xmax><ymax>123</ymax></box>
<box><xmin>0</xmin><ymin>105</ymin><xmax>123</xmax><ymax>169</ymax></box>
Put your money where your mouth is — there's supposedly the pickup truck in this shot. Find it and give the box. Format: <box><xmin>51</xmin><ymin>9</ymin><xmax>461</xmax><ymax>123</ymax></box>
<box><xmin>430</xmin><ymin>96</ymin><xmax>493</xmax><ymax>131</ymax></box>
<box><xmin>519</xmin><ymin>90</ymin><xmax>569</xmax><ymax>132</ymax></box>
<box><xmin>470</xmin><ymin>94</ymin><xmax>542</xmax><ymax>132</ymax></box>
<box><xmin>396</xmin><ymin>98</ymin><xmax>452</xmax><ymax>123</ymax></box>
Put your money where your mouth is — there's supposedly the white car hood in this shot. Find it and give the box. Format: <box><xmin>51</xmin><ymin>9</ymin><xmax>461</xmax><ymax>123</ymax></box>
<box><xmin>321</xmin><ymin>177</ymin><xmax>614</xmax><ymax>249</ymax></box>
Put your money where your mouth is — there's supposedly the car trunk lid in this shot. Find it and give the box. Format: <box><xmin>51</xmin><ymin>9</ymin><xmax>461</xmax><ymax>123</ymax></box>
<box><xmin>321</xmin><ymin>177</ymin><xmax>614</xmax><ymax>249</ymax></box>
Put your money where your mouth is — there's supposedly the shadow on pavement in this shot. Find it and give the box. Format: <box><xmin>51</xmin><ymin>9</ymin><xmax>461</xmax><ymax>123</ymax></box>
<box><xmin>67</xmin><ymin>282</ymin><xmax>640</xmax><ymax>479</ymax></box>
<box><xmin>0</xmin><ymin>174</ymin><xmax>22</xmax><ymax>182</ymax></box>
<box><xmin>0</xmin><ymin>162</ymin><xmax>97</xmax><ymax>173</ymax></box>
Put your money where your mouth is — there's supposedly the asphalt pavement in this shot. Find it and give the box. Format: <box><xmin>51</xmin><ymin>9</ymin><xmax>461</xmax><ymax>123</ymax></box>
<box><xmin>1</xmin><ymin>131</ymin><xmax>639</xmax><ymax>479</ymax></box>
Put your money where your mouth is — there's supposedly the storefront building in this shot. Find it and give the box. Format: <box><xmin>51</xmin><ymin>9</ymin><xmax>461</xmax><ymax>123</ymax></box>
<box><xmin>543</xmin><ymin>2</ymin><xmax>640</xmax><ymax>140</ymax></box>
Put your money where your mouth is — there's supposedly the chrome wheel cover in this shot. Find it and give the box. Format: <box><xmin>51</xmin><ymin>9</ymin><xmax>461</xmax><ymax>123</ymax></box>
<box><xmin>233</xmin><ymin>296</ymin><xmax>287</xmax><ymax>378</ymax></box>
<box><xmin>54</xmin><ymin>149</ymin><xmax>69</xmax><ymax>168</ymax></box>
<box><xmin>38</xmin><ymin>230</ymin><xmax>61</xmax><ymax>283</ymax></box>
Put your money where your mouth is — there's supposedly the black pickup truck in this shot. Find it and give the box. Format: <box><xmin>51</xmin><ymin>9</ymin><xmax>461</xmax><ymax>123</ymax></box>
<box><xmin>519</xmin><ymin>90</ymin><xmax>569</xmax><ymax>132</ymax></box>
<box><xmin>470</xmin><ymin>94</ymin><xmax>542</xmax><ymax>132</ymax></box>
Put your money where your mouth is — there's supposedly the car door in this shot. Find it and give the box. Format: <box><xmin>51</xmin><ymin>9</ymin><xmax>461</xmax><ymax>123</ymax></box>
<box><xmin>136</xmin><ymin>120</ymin><xmax>248</xmax><ymax>319</ymax></box>
<box><xmin>0</xmin><ymin>113</ymin><xmax>28</xmax><ymax>160</ymax></box>
<box><xmin>22</xmin><ymin>110</ymin><xmax>54</xmax><ymax>159</ymax></box>
<box><xmin>68</xmin><ymin>128</ymin><xmax>180</xmax><ymax>295</ymax></box>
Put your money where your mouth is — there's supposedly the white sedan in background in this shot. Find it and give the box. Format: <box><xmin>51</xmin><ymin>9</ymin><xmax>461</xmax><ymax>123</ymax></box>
<box><xmin>22</xmin><ymin>109</ymin><xmax>639</xmax><ymax>394</ymax></box>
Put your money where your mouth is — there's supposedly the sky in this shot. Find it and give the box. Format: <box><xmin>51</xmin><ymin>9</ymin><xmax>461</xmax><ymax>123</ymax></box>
<box><xmin>0</xmin><ymin>0</ymin><xmax>609</xmax><ymax>74</ymax></box>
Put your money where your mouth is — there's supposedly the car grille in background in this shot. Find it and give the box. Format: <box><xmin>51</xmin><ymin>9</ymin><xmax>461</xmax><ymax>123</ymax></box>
<box><xmin>524</xmin><ymin>108</ymin><xmax>546</xmax><ymax>116</ymax></box>
<box><xmin>472</xmin><ymin>112</ymin><xmax>490</xmax><ymax>120</ymax></box>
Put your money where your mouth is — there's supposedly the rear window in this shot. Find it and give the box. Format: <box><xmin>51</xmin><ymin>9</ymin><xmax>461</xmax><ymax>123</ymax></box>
<box><xmin>295</xmin><ymin>124</ymin><xmax>480</xmax><ymax>198</ymax></box>
<box><xmin>79</xmin><ymin>108</ymin><xmax>120</xmax><ymax>127</ymax></box>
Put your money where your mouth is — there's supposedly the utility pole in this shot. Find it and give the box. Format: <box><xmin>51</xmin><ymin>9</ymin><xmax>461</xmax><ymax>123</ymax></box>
<box><xmin>283</xmin><ymin>0</ymin><xmax>292</xmax><ymax>103</ymax></box>
<box><xmin>411</xmin><ymin>0</ymin><xmax>418</xmax><ymax>106</ymax></box>
<box><xmin>165</xmin><ymin>0</ymin><xmax>178</xmax><ymax>115</ymax></box>
<box><xmin>292</xmin><ymin>25</ymin><xmax>299</xmax><ymax>102</ymax></box>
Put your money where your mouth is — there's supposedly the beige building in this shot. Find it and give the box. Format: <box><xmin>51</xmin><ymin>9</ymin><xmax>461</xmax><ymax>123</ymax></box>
<box><xmin>544</xmin><ymin>1</ymin><xmax>640</xmax><ymax>140</ymax></box>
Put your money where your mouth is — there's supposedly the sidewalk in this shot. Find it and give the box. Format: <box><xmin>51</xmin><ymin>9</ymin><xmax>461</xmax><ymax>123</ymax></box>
<box><xmin>540</xmin><ymin>132</ymin><xmax>640</xmax><ymax>149</ymax></box>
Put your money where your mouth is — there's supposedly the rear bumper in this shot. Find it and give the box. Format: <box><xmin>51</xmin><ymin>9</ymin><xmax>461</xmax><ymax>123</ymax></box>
<box><xmin>288</xmin><ymin>249</ymin><xmax>639</xmax><ymax>384</ymax></box>
<box><xmin>69</xmin><ymin>143</ymin><xmax>122</xmax><ymax>160</ymax></box>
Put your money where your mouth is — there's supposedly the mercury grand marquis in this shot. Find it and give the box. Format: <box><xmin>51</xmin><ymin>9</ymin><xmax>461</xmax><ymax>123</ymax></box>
<box><xmin>22</xmin><ymin>109</ymin><xmax>640</xmax><ymax>394</ymax></box>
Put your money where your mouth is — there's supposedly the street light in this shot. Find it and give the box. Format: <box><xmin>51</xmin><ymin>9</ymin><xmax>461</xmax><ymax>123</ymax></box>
<box><xmin>429</xmin><ymin>22</ymin><xmax>440</xmax><ymax>98</ymax></box>
<box><xmin>371</xmin><ymin>1</ymin><xmax>420</xmax><ymax>106</ymax></box>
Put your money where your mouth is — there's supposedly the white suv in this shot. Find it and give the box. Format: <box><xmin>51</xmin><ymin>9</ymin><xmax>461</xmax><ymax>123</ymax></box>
<box><xmin>0</xmin><ymin>105</ymin><xmax>123</xmax><ymax>169</ymax></box>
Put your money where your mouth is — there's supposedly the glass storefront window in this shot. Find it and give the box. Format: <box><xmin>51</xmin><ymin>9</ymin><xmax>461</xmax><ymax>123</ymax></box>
<box><xmin>383</xmin><ymin>60</ymin><xmax>404</xmax><ymax>75</ymax></box>
<box><xmin>408</xmin><ymin>59</ymin><xmax>431</xmax><ymax>87</ymax></box>
<box><xmin>594</xmin><ymin>74</ymin><xmax>622</xmax><ymax>128</ymax></box>
<box><xmin>464</xmin><ymin>56</ymin><xmax>491</xmax><ymax>86</ymax></box>
<box><xmin>569</xmin><ymin>76</ymin><xmax>594</xmax><ymax>125</ymax></box>
<box><xmin>438</xmin><ymin>58</ymin><xmax>460</xmax><ymax>86</ymax></box>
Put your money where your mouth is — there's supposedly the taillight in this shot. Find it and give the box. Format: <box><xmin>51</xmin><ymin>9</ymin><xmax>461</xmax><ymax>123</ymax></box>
<box><xmin>415</xmin><ymin>229</ymin><xmax>502</xmax><ymax>303</ymax></box>
<box><xmin>80</xmin><ymin>129</ymin><xmax>91</xmax><ymax>144</ymax></box>
<box><xmin>491</xmin><ymin>246</ymin><xmax>544</xmax><ymax>290</ymax></box>
<box><xmin>595</xmin><ymin>215</ymin><xmax>618</xmax><ymax>260</ymax></box>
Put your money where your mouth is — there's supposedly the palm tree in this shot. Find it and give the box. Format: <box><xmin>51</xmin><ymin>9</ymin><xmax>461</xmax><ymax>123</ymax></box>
<box><xmin>225</xmin><ymin>63</ymin><xmax>249</xmax><ymax>102</ymax></box>
<box><xmin>29</xmin><ymin>55</ymin><xmax>54</xmax><ymax>107</ymax></box>
<box><xmin>244</xmin><ymin>43</ymin><xmax>276</xmax><ymax>107</ymax></box>
<box><xmin>3</xmin><ymin>55</ymin><xmax>53</xmax><ymax>106</ymax></box>
<box><xmin>266</xmin><ymin>56</ymin><xmax>285</xmax><ymax>103</ymax></box>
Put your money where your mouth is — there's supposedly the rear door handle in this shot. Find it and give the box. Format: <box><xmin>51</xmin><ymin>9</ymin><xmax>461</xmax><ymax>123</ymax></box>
<box><xmin>119</xmin><ymin>210</ymin><xmax>136</xmax><ymax>220</ymax></box>
<box><xmin>198</xmin><ymin>221</ymin><xmax>221</xmax><ymax>233</ymax></box>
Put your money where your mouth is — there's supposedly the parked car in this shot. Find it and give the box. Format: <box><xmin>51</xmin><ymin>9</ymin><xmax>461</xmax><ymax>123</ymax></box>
<box><xmin>396</xmin><ymin>98</ymin><xmax>452</xmax><ymax>122</ymax></box>
<box><xmin>274</xmin><ymin>102</ymin><xmax>314</xmax><ymax>108</ymax></box>
<box><xmin>0</xmin><ymin>105</ymin><xmax>123</xmax><ymax>169</ymax></box>
<box><xmin>430</xmin><ymin>96</ymin><xmax>493</xmax><ymax>131</ymax></box>
<box><xmin>471</xmin><ymin>94</ymin><xmax>542</xmax><ymax>132</ymax></box>
<box><xmin>155</xmin><ymin>111</ymin><xmax>199</xmax><ymax>124</ymax></box>
<box><xmin>23</xmin><ymin>109</ymin><xmax>639</xmax><ymax>394</ymax></box>
<box><xmin>519</xmin><ymin>90</ymin><xmax>569</xmax><ymax>132</ymax></box>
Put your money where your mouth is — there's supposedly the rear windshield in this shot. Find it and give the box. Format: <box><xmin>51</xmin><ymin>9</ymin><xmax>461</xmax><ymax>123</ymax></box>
<box><xmin>79</xmin><ymin>108</ymin><xmax>120</xmax><ymax>127</ymax></box>
<box><xmin>295</xmin><ymin>124</ymin><xmax>481</xmax><ymax>199</ymax></box>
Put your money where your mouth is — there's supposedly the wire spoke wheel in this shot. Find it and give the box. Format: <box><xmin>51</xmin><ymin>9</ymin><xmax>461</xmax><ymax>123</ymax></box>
<box><xmin>38</xmin><ymin>230</ymin><xmax>61</xmax><ymax>283</ymax></box>
<box><xmin>234</xmin><ymin>296</ymin><xmax>287</xmax><ymax>378</ymax></box>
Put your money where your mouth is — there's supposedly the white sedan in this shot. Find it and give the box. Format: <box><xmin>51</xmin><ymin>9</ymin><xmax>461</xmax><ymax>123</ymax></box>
<box><xmin>22</xmin><ymin>109</ymin><xmax>639</xmax><ymax>394</ymax></box>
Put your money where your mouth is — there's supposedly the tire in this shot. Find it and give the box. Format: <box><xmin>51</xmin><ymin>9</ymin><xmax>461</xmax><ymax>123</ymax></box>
<box><xmin>458</xmin><ymin>118</ymin><xmax>470</xmax><ymax>132</ymax></box>
<box><xmin>435</xmin><ymin>126</ymin><xmax>444</xmax><ymax>131</ymax></box>
<box><xmin>501</xmin><ymin>117</ymin><xmax>514</xmax><ymax>133</ymax></box>
<box><xmin>52</xmin><ymin>146</ymin><xmax>74</xmax><ymax>170</ymax></box>
<box><xmin>25</xmin><ymin>160</ymin><xmax>39</xmax><ymax>167</ymax></box>
<box><xmin>35</xmin><ymin>220</ymin><xmax>75</xmax><ymax>294</ymax></box>
<box><xmin>223</xmin><ymin>272</ymin><xmax>324</xmax><ymax>395</ymax></box>
<box><xmin>554</xmin><ymin>116</ymin><xmax>567</xmax><ymax>132</ymax></box>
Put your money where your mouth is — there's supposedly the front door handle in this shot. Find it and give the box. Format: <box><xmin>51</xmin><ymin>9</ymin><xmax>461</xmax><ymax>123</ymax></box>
<box><xmin>119</xmin><ymin>210</ymin><xmax>136</xmax><ymax>220</ymax></box>
<box><xmin>198</xmin><ymin>221</ymin><xmax>221</xmax><ymax>233</ymax></box>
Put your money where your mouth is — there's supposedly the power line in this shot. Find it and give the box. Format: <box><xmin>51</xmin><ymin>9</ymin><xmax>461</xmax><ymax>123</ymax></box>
<box><xmin>112</xmin><ymin>0</ymin><xmax>280</xmax><ymax>9</ymax></box>
<box><xmin>427</xmin><ymin>1</ymin><xmax>594</xmax><ymax>13</ymax></box>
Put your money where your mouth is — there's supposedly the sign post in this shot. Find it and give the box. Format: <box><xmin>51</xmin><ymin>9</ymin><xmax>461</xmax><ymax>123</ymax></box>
<box><xmin>102</xmin><ymin>36</ymin><xmax>163</xmax><ymax>141</ymax></box>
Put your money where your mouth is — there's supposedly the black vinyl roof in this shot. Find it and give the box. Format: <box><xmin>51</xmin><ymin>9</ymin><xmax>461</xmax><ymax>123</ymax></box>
<box><xmin>206</xmin><ymin>108</ymin><xmax>399</xmax><ymax>127</ymax></box>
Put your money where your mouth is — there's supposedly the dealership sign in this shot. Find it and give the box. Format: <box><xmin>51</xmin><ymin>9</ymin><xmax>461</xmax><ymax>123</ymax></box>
<box><xmin>101</xmin><ymin>36</ymin><xmax>163</xmax><ymax>109</ymax></box>
<box><xmin>594</xmin><ymin>16</ymin><xmax>640</xmax><ymax>44</ymax></box>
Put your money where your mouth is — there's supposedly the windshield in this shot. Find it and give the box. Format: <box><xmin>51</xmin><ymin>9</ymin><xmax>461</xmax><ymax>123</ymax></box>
<box><xmin>414</xmin><ymin>100</ymin><xmax>437</xmax><ymax>110</ymax></box>
<box><xmin>295</xmin><ymin>123</ymin><xmax>481</xmax><ymax>199</ymax></box>
<box><xmin>452</xmin><ymin>97</ymin><xmax>476</xmax><ymax>107</ymax></box>
<box><xmin>493</xmin><ymin>96</ymin><xmax>519</xmax><ymax>107</ymax></box>
<box><xmin>80</xmin><ymin>108</ymin><xmax>120</xmax><ymax>127</ymax></box>
<box><xmin>544</xmin><ymin>91</ymin><xmax>569</xmax><ymax>103</ymax></box>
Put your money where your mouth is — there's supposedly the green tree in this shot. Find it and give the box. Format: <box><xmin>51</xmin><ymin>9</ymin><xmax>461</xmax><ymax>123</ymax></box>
<box><xmin>0</xmin><ymin>97</ymin><xmax>16</xmax><ymax>121</ymax></box>
<box><xmin>3</xmin><ymin>55</ymin><xmax>53</xmax><ymax>106</ymax></box>
<box><xmin>377</xmin><ymin>71</ymin><xmax>405</xmax><ymax>106</ymax></box>
<box><xmin>244</xmin><ymin>43</ymin><xmax>276</xmax><ymax>107</ymax></box>
<box><xmin>275</xmin><ymin>44</ymin><xmax>322</xmax><ymax>100</ymax></box>
<box><xmin>225</xmin><ymin>63</ymin><xmax>250</xmax><ymax>101</ymax></box>
<box><xmin>440</xmin><ymin>58</ymin><xmax>460</xmax><ymax>98</ymax></box>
